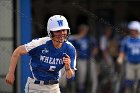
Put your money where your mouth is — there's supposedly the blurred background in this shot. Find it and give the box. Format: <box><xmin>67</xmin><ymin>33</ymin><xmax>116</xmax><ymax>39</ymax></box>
<box><xmin>0</xmin><ymin>0</ymin><xmax>140</xmax><ymax>93</ymax></box>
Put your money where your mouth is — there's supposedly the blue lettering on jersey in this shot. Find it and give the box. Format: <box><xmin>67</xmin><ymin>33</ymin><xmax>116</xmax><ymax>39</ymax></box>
<box><xmin>57</xmin><ymin>20</ymin><xmax>63</xmax><ymax>26</ymax></box>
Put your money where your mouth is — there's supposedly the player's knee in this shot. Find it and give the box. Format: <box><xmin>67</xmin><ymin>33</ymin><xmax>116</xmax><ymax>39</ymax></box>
<box><xmin>125</xmin><ymin>80</ymin><xmax>134</xmax><ymax>87</ymax></box>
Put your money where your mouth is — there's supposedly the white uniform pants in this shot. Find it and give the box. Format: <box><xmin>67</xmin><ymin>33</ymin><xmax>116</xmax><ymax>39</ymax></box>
<box><xmin>25</xmin><ymin>77</ymin><xmax>61</xmax><ymax>93</ymax></box>
<box><xmin>126</xmin><ymin>63</ymin><xmax>140</xmax><ymax>80</ymax></box>
<box><xmin>90</xmin><ymin>61</ymin><xmax>98</xmax><ymax>93</ymax></box>
<box><xmin>77</xmin><ymin>59</ymin><xmax>98</xmax><ymax>93</ymax></box>
<box><xmin>77</xmin><ymin>59</ymin><xmax>87</xmax><ymax>89</ymax></box>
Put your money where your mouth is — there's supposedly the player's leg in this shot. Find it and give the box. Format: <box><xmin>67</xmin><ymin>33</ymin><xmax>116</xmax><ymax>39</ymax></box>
<box><xmin>48</xmin><ymin>84</ymin><xmax>61</xmax><ymax>93</ymax></box>
<box><xmin>25</xmin><ymin>82</ymin><xmax>45</xmax><ymax>93</ymax></box>
<box><xmin>77</xmin><ymin>59</ymin><xmax>87</xmax><ymax>93</ymax></box>
<box><xmin>25</xmin><ymin>77</ymin><xmax>42</xmax><ymax>93</ymax></box>
<box><xmin>138</xmin><ymin>80</ymin><xmax>140</xmax><ymax>93</ymax></box>
<box><xmin>25</xmin><ymin>77</ymin><xmax>61</xmax><ymax>93</ymax></box>
<box><xmin>125</xmin><ymin>63</ymin><xmax>135</xmax><ymax>93</ymax></box>
<box><xmin>59</xmin><ymin>67</ymin><xmax>67</xmax><ymax>93</ymax></box>
<box><xmin>137</xmin><ymin>64</ymin><xmax>140</xmax><ymax>93</ymax></box>
<box><xmin>90</xmin><ymin>61</ymin><xmax>98</xmax><ymax>93</ymax></box>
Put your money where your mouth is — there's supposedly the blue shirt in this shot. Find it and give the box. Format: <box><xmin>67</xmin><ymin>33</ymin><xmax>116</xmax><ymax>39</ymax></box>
<box><xmin>120</xmin><ymin>36</ymin><xmax>140</xmax><ymax>64</ymax></box>
<box><xmin>24</xmin><ymin>37</ymin><xmax>77</xmax><ymax>81</ymax></box>
<box><xmin>69</xmin><ymin>36</ymin><xmax>97</xmax><ymax>59</ymax></box>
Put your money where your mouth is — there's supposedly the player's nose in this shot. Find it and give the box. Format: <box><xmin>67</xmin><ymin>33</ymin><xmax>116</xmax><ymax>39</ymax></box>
<box><xmin>59</xmin><ymin>29</ymin><xmax>67</xmax><ymax>34</ymax></box>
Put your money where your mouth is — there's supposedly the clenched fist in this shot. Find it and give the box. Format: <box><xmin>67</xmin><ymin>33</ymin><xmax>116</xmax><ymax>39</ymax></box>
<box><xmin>6</xmin><ymin>72</ymin><xmax>15</xmax><ymax>85</ymax></box>
<box><xmin>63</xmin><ymin>54</ymin><xmax>71</xmax><ymax>70</ymax></box>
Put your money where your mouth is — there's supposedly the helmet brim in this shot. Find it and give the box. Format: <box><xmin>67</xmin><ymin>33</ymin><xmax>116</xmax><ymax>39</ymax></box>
<box><xmin>49</xmin><ymin>26</ymin><xmax>70</xmax><ymax>31</ymax></box>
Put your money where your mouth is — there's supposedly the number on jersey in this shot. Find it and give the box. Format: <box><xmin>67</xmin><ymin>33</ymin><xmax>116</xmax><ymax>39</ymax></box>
<box><xmin>49</xmin><ymin>66</ymin><xmax>56</xmax><ymax>71</ymax></box>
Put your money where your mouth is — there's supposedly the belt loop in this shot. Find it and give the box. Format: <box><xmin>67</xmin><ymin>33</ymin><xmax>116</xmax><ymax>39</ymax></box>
<box><xmin>40</xmin><ymin>81</ymin><xmax>44</xmax><ymax>85</ymax></box>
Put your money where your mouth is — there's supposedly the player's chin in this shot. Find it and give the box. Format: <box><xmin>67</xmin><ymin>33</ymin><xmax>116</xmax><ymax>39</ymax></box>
<box><xmin>59</xmin><ymin>40</ymin><xmax>65</xmax><ymax>43</ymax></box>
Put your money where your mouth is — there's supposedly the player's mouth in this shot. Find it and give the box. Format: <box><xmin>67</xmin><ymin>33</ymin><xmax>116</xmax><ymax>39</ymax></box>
<box><xmin>53</xmin><ymin>34</ymin><xmax>67</xmax><ymax>43</ymax></box>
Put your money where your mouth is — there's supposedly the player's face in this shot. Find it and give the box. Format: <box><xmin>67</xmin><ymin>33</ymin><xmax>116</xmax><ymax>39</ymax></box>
<box><xmin>52</xmin><ymin>29</ymin><xmax>68</xmax><ymax>43</ymax></box>
<box><xmin>130</xmin><ymin>30</ymin><xmax>139</xmax><ymax>38</ymax></box>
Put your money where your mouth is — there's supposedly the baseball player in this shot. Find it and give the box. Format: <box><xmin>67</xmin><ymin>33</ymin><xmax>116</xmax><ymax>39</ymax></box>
<box><xmin>117</xmin><ymin>21</ymin><xmax>140</xmax><ymax>93</ymax></box>
<box><xmin>69</xmin><ymin>24</ymin><xmax>98</xmax><ymax>93</ymax></box>
<box><xmin>5</xmin><ymin>15</ymin><xmax>77</xmax><ymax>93</ymax></box>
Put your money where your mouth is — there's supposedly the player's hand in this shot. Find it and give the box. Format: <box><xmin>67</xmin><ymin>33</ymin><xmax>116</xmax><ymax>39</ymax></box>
<box><xmin>117</xmin><ymin>57</ymin><xmax>123</xmax><ymax>65</ymax></box>
<box><xmin>63</xmin><ymin>54</ymin><xmax>71</xmax><ymax>70</ymax></box>
<box><xmin>5</xmin><ymin>72</ymin><xmax>15</xmax><ymax>85</ymax></box>
<box><xmin>116</xmin><ymin>57</ymin><xmax>123</xmax><ymax>73</ymax></box>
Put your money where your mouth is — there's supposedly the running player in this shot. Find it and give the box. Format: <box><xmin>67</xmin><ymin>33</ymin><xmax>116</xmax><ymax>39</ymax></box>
<box><xmin>5</xmin><ymin>15</ymin><xmax>77</xmax><ymax>93</ymax></box>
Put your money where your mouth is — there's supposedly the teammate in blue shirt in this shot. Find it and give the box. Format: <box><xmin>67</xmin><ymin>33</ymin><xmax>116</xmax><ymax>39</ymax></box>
<box><xmin>5</xmin><ymin>15</ymin><xmax>77</xmax><ymax>93</ymax></box>
<box><xmin>69</xmin><ymin>24</ymin><xmax>98</xmax><ymax>93</ymax></box>
<box><xmin>117</xmin><ymin>21</ymin><xmax>140</xmax><ymax>93</ymax></box>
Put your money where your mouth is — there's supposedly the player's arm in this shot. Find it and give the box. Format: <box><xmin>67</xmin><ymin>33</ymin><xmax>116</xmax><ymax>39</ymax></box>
<box><xmin>117</xmin><ymin>38</ymin><xmax>127</xmax><ymax>65</ymax></box>
<box><xmin>92</xmin><ymin>38</ymin><xmax>98</xmax><ymax>57</ymax></box>
<box><xmin>6</xmin><ymin>45</ymin><xmax>27</xmax><ymax>85</ymax></box>
<box><xmin>63</xmin><ymin>54</ymin><xmax>75</xmax><ymax>79</ymax></box>
<box><xmin>91</xmin><ymin>43</ymin><xmax>98</xmax><ymax>58</ymax></box>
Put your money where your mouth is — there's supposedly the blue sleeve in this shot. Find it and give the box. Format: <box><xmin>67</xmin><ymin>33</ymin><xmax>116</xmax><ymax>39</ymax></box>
<box><xmin>65</xmin><ymin>45</ymin><xmax>77</xmax><ymax>80</ymax></box>
<box><xmin>69</xmin><ymin>40</ymin><xmax>78</xmax><ymax>49</ymax></box>
<box><xmin>28</xmin><ymin>47</ymin><xmax>38</xmax><ymax>56</ymax></box>
<box><xmin>91</xmin><ymin>37</ymin><xmax>98</xmax><ymax>48</ymax></box>
<box><xmin>67</xmin><ymin>45</ymin><xmax>76</xmax><ymax>70</ymax></box>
<box><xmin>120</xmin><ymin>38</ymin><xmax>127</xmax><ymax>53</ymax></box>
